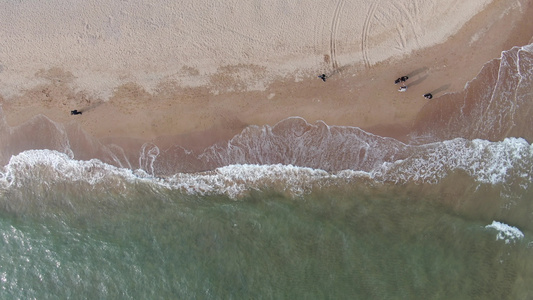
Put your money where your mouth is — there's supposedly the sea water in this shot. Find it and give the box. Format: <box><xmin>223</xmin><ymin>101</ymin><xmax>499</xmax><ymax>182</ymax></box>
<box><xmin>0</xmin><ymin>44</ymin><xmax>533</xmax><ymax>299</ymax></box>
<box><xmin>0</xmin><ymin>161</ymin><xmax>532</xmax><ymax>299</ymax></box>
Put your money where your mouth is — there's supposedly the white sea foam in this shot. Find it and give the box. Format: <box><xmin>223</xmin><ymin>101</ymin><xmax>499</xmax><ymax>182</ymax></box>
<box><xmin>485</xmin><ymin>221</ymin><xmax>524</xmax><ymax>244</ymax></box>
<box><xmin>166</xmin><ymin>164</ymin><xmax>334</xmax><ymax>198</ymax></box>
<box><xmin>0</xmin><ymin>150</ymin><xmax>342</xmax><ymax>198</ymax></box>
<box><xmin>0</xmin><ymin>149</ymin><xmax>372</xmax><ymax>199</ymax></box>
<box><xmin>372</xmin><ymin>137</ymin><xmax>533</xmax><ymax>187</ymax></box>
<box><xmin>0</xmin><ymin>134</ymin><xmax>531</xmax><ymax>199</ymax></box>
<box><xmin>0</xmin><ymin>149</ymin><xmax>149</xmax><ymax>189</ymax></box>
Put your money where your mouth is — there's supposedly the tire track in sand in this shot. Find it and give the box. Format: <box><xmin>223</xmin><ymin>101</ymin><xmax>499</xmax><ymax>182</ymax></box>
<box><xmin>330</xmin><ymin>0</ymin><xmax>346</xmax><ymax>69</ymax></box>
<box><xmin>392</xmin><ymin>1</ymin><xmax>422</xmax><ymax>49</ymax></box>
<box><xmin>361</xmin><ymin>1</ymin><xmax>380</xmax><ymax>68</ymax></box>
<box><xmin>313</xmin><ymin>2</ymin><xmax>328</xmax><ymax>66</ymax></box>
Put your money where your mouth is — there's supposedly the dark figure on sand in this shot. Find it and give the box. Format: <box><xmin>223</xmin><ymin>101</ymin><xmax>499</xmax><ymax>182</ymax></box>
<box><xmin>318</xmin><ymin>74</ymin><xmax>327</xmax><ymax>82</ymax></box>
<box><xmin>423</xmin><ymin>93</ymin><xmax>433</xmax><ymax>99</ymax></box>
<box><xmin>394</xmin><ymin>76</ymin><xmax>409</xmax><ymax>84</ymax></box>
<box><xmin>71</xmin><ymin>110</ymin><xmax>82</xmax><ymax>115</ymax></box>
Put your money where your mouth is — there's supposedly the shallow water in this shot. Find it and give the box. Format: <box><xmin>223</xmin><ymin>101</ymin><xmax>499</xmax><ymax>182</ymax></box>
<box><xmin>0</xmin><ymin>43</ymin><xmax>533</xmax><ymax>298</ymax></box>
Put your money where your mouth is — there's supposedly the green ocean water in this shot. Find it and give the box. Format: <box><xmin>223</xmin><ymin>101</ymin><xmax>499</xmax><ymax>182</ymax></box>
<box><xmin>1</xmin><ymin>180</ymin><xmax>531</xmax><ymax>299</ymax></box>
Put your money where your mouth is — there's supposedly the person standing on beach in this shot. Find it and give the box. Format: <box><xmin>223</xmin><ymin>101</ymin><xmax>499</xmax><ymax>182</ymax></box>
<box><xmin>395</xmin><ymin>76</ymin><xmax>409</xmax><ymax>84</ymax></box>
<box><xmin>318</xmin><ymin>74</ymin><xmax>327</xmax><ymax>82</ymax></box>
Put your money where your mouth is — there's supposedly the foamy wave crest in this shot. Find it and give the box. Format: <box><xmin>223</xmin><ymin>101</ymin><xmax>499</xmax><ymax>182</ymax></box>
<box><xmin>165</xmin><ymin>164</ymin><xmax>354</xmax><ymax>198</ymax></box>
<box><xmin>373</xmin><ymin>137</ymin><xmax>533</xmax><ymax>186</ymax></box>
<box><xmin>151</xmin><ymin>118</ymin><xmax>532</xmax><ymax>192</ymax></box>
<box><xmin>0</xmin><ymin>150</ymin><xmax>357</xmax><ymax>198</ymax></box>
<box><xmin>1</xmin><ymin>135</ymin><xmax>531</xmax><ymax>199</ymax></box>
<box><xmin>0</xmin><ymin>150</ymin><xmax>151</xmax><ymax>189</ymax></box>
<box><xmin>485</xmin><ymin>221</ymin><xmax>524</xmax><ymax>244</ymax></box>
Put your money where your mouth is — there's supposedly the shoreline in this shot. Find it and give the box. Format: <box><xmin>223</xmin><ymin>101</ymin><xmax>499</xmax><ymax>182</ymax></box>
<box><xmin>1</xmin><ymin>0</ymin><xmax>532</xmax><ymax>151</ymax></box>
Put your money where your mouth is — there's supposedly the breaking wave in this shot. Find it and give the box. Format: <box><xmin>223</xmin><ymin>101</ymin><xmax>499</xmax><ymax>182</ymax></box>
<box><xmin>1</xmin><ymin>132</ymin><xmax>531</xmax><ymax>199</ymax></box>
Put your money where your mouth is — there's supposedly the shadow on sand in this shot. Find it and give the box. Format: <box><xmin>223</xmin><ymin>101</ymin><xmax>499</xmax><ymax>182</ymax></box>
<box><xmin>323</xmin><ymin>65</ymin><xmax>352</xmax><ymax>79</ymax></box>
<box><xmin>407</xmin><ymin>75</ymin><xmax>428</xmax><ymax>87</ymax></box>
<box><xmin>407</xmin><ymin>67</ymin><xmax>429</xmax><ymax>78</ymax></box>
<box><xmin>430</xmin><ymin>84</ymin><xmax>451</xmax><ymax>95</ymax></box>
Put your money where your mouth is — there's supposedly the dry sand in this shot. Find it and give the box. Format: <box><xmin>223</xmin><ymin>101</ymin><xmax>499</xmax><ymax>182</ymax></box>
<box><xmin>1</xmin><ymin>0</ymin><xmax>532</xmax><ymax>150</ymax></box>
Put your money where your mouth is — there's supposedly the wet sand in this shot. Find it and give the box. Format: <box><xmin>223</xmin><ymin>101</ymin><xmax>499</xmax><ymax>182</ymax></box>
<box><xmin>1</xmin><ymin>0</ymin><xmax>532</xmax><ymax>151</ymax></box>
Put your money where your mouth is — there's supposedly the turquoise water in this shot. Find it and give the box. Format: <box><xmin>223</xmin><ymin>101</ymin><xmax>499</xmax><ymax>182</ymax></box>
<box><xmin>1</xmin><ymin>179</ymin><xmax>531</xmax><ymax>299</ymax></box>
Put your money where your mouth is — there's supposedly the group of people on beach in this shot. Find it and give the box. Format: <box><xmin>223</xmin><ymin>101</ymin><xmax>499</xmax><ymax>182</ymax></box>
<box><xmin>394</xmin><ymin>76</ymin><xmax>432</xmax><ymax>99</ymax></box>
<box><xmin>318</xmin><ymin>73</ymin><xmax>433</xmax><ymax>99</ymax></box>
<box><xmin>395</xmin><ymin>76</ymin><xmax>409</xmax><ymax>92</ymax></box>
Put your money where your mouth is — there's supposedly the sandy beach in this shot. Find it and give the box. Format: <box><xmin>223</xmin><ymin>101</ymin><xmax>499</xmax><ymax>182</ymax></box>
<box><xmin>1</xmin><ymin>0</ymin><xmax>532</xmax><ymax>151</ymax></box>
